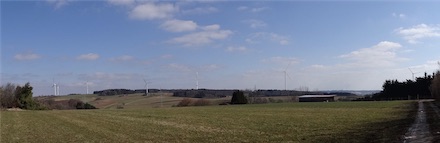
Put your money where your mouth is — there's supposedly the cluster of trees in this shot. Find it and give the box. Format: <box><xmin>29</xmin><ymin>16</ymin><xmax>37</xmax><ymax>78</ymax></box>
<box><xmin>0</xmin><ymin>83</ymin><xmax>45</xmax><ymax>110</ymax></box>
<box><xmin>93</xmin><ymin>89</ymin><xmax>137</xmax><ymax>96</ymax></box>
<box><xmin>37</xmin><ymin>98</ymin><xmax>96</xmax><ymax>110</ymax></box>
<box><xmin>1</xmin><ymin>82</ymin><xmax>97</xmax><ymax>110</ymax></box>
<box><xmin>432</xmin><ymin>71</ymin><xmax>440</xmax><ymax>101</ymax></box>
<box><xmin>366</xmin><ymin>72</ymin><xmax>436</xmax><ymax>100</ymax></box>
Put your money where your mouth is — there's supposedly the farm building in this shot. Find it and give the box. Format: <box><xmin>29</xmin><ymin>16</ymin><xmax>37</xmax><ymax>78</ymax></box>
<box><xmin>298</xmin><ymin>95</ymin><xmax>336</xmax><ymax>102</ymax></box>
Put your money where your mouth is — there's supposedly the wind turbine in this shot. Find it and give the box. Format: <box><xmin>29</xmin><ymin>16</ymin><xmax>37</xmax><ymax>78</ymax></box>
<box><xmin>52</xmin><ymin>79</ymin><xmax>57</xmax><ymax>96</ymax></box>
<box><xmin>85</xmin><ymin>81</ymin><xmax>89</xmax><ymax>94</ymax></box>
<box><xmin>196</xmin><ymin>72</ymin><xmax>199</xmax><ymax>90</ymax></box>
<box><xmin>57</xmin><ymin>84</ymin><xmax>60</xmax><ymax>96</ymax></box>
<box><xmin>143</xmin><ymin>79</ymin><xmax>151</xmax><ymax>96</ymax></box>
<box><xmin>283</xmin><ymin>61</ymin><xmax>293</xmax><ymax>90</ymax></box>
<box><xmin>408</xmin><ymin>68</ymin><xmax>421</xmax><ymax>81</ymax></box>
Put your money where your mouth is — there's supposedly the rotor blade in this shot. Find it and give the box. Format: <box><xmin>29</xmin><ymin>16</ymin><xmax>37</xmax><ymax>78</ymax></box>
<box><xmin>286</xmin><ymin>72</ymin><xmax>293</xmax><ymax>81</ymax></box>
<box><xmin>408</xmin><ymin>68</ymin><xmax>414</xmax><ymax>74</ymax></box>
<box><xmin>284</xmin><ymin>61</ymin><xmax>293</xmax><ymax>71</ymax></box>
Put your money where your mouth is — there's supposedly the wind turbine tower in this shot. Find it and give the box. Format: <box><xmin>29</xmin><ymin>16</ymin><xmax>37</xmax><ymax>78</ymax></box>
<box><xmin>52</xmin><ymin>83</ymin><xmax>57</xmax><ymax>96</ymax></box>
<box><xmin>408</xmin><ymin>68</ymin><xmax>421</xmax><ymax>81</ymax></box>
<box><xmin>85</xmin><ymin>81</ymin><xmax>89</xmax><ymax>94</ymax></box>
<box><xmin>52</xmin><ymin>79</ymin><xmax>59</xmax><ymax>96</ymax></box>
<box><xmin>283</xmin><ymin>61</ymin><xmax>293</xmax><ymax>91</ymax></box>
<box><xmin>143</xmin><ymin>79</ymin><xmax>151</xmax><ymax>96</ymax></box>
<box><xmin>196</xmin><ymin>72</ymin><xmax>199</xmax><ymax>90</ymax></box>
<box><xmin>57</xmin><ymin>84</ymin><xmax>60</xmax><ymax>96</ymax></box>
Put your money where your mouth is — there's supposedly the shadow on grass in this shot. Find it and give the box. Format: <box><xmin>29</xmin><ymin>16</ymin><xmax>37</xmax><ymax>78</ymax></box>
<box><xmin>312</xmin><ymin>101</ymin><xmax>417</xmax><ymax>143</ymax></box>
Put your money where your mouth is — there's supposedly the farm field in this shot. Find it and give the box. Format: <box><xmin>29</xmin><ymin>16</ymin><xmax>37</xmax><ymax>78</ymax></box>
<box><xmin>44</xmin><ymin>93</ymin><xmax>231</xmax><ymax>109</ymax></box>
<box><xmin>0</xmin><ymin>101</ymin><xmax>415</xmax><ymax>143</ymax></box>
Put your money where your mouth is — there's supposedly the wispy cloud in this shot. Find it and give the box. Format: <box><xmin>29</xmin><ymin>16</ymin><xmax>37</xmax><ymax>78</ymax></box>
<box><xmin>77</xmin><ymin>53</ymin><xmax>99</xmax><ymax>60</ymax></box>
<box><xmin>170</xmin><ymin>24</ymin><xmax>232</xmax><ymax>46</ymax></box>
<box><xmin>246</xmin><ymin>32</ymin><xmax>290</xmax><ymax>45</ymax></box>
<box><xmin>107</xmin><ymin>0</ymin><xmax>135</xmax><ymax>6</ymax></box>
<box><xmin>129</xmin><ymin>2</ymin><xmax>178</xmax><ymax>20</ymax></box>
<box><xmin>392</xmin><ymin>13</ymin><xmax>406</xmax><ymax>19</ymax></box>
<box><xmin>237</xmin><ymin>6</ymin><xmax>268</xmax><ymax>13</ymax></box>
<box><xmin>226</xmin><ymin>46</ymin><xmax>248</xmax><ymax>53</ymax></box>
<box><xmin>161</xmin><ymin>19</ymin><xmax>198</xmax><ymax>32</ymax></box>
<box><xmin>182</xmin><ymin>6</ymin><xmax>218</xmax><ymax>15</ymax></box>
<box><xmin>339</xmin><ymin>41</ymin><xmax>405</xmax><ymax>68</ymax></box>
<box><xmin>167</xmin><ymin>63</ymin><xmax>192</xmax><ymax>72</ymax></box>
<box><xmin>14</xmin><ymin>52</ymin><xmax>41</xmax><ymax>61</ymax></box>
<box><xmin>396</xmin><ymin>24</ymin><xmax>440</xmax><ymax>44</ymax></box>
<box><xmin>243</xmin><ymin>19</ymin><xmax>267</xmax><ymax>29</ymax></box>
<box><xmin>46</xmin><ymin>0</ymin><xmax>70</xmax><ymax>9</ymax></box>
<box><xmin>161</xmin><ymin>54</ymin><xmax>173</xmax><ymax>59</ymax></box>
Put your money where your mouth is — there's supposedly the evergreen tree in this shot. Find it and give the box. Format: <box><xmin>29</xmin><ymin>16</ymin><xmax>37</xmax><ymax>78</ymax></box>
<box><xmin>231</xmin><ymin>90</ymin><xmax>247</xmax><ymax>104</ymax></box>
<box><xmin>14</xmin><ymin>83</ymin><xmax>41</xmax><ymax>110</ymax></box>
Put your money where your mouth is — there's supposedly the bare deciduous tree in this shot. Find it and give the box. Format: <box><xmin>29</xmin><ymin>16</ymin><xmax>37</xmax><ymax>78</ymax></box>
<box><xmin>0</xmin><ymin>83</ymin><xmax>17</xmax><ymax>108</ymax></box>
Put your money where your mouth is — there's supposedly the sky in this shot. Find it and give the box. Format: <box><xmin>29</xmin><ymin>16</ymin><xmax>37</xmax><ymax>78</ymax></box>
<box><xmin>2</xmin><ymin>0</ymin><xmax>440</xmax><ymax>96</ymax></box>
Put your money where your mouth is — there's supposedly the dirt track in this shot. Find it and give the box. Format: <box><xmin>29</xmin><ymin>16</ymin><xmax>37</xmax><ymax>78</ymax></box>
<box><xmin>404</xmin><ymin>100</ymin><xmax>437</xmax><ymax>143</ymax></box>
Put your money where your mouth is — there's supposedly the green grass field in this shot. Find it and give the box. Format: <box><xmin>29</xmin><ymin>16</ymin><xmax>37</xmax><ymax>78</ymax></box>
<box><xmin>0</xmin><ymin>101</ymin><xmax>415</xmax><ymax>143</ymax></box>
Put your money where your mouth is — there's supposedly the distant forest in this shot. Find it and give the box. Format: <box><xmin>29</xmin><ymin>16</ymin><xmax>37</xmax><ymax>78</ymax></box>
<box><xmin>363</xmin><ymin>72</ymin><xmax>439</xmax><ymax>100</ymax></box>
<box><xmin>93</xmin><ymin>88</ymin><xmax>357</xmax><ymax>98</ymax></box>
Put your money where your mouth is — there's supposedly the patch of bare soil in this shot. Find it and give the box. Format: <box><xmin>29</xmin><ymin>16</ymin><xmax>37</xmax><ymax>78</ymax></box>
<box><xmin>404</xmin><ymin>100</ymin><xmax>433</xmax><ymax>143</ymax></box>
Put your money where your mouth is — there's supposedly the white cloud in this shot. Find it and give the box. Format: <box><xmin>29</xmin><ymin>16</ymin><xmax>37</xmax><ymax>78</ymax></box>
<box><xmin>107</xmin><ymin>0</ymin><xmax>135</xmax><ymax>6</ymax></box>
<box><xmin>167</xmin><ymin>63</ymin><xmax>192</xmax><ymax>72</ymax></box>
<box><xmin>226</xmin><ymin>46</ymin><xmax>248</xmax><ymax>52</ymax></box>
<box><xmin>46</xmin><ymin>0</ymin><xmax>70</xmax><ymax>9</ymax></box>
<box><xmin>237</xmin><ymin>6</ymin><xmax>248</xmax><ymax>11</ymax></box>
<box><xmin>201</xmin><ymin>24</ymin><xmax>220</xmax><ymax>31</ymax></box>
<box><xmin>170</xmin><ymin>24</ymin><xmax>232</xmax><ymax>46</ymax></box>
<box><xmin>77</xmin><ymin>53</ymin><xmax>99</xmax><ymax>60</ymax></box>
<box><xmin>14</xmin><ymin>52</ymin><xmax>41</xmax><ymax>61</ymax></box>
<box><xmin>182</xmin><ymin>7</ymin><xmax>218</xmax><ymax>15</ymax></box>
<box><xmin>244</xmin><ymin>19</ymin><xmax>267</xmax><ymax>28</ymax></box>
<box><xmin>392</xmin><ymin>13</ymin><xmax>406</xmax><ymax>19</ymax></box>
<box><xmin>161</xmin><ymin>19</ymin><xmax>198</xmax><ymax>32</ymax></box>
<box><xmin>251</xmin><ymin>7</ymin><xmax>267</xmax><ymax>13</ymax></box>
<box><xmin>237</xmin><ymin>6</ymin><xmax>267</xmax><ymax>13</ymax></box>
<box><xmin>201</xmin><ymin>64</ymin><xmax>221</xmax><ymax>71</ymax></box>
<box><xmin>129</xmin><ymin>3</ymin><xmax>178</xmax><ymax>20</ymax></box>
<box><xmin>161</xmin><ymin>54</ymin><xmax>173</xmax><ymax>59</ymax></box>
<box><xmin>396</xmin><ymin>24</ymin><xmax>440</xmax><ymax>44</ymax></box>
<box><xmin>339</xmin><ymin>41</ymin><xmax>405</xmax><ymax>68</ymax></box>
<box><xmin>246</xmin><ymin>32</ymin><xmax>290</xmax><ymax>45</ymax></box>
<box><xmin>109</xmin><ymin>55</ymin><xmax>134</xmax><ymax>62</ymax></box>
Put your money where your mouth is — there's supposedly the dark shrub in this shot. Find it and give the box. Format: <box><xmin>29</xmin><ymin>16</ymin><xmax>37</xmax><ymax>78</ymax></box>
<box><xmin>231</xmin><ymin>90</ymin><xmax>247</xmax><ymax>104</ymax></box>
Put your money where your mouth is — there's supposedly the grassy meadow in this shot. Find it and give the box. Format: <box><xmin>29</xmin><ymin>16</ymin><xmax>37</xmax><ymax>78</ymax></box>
<box><xmin>0</xmin><ymin>101</ymin><xmax>416</xmax><ymax>143</ymax></box>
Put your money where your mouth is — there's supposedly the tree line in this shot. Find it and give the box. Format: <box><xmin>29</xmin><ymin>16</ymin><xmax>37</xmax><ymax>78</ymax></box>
<box><xmin>0</xmin><ymin>82</ymin><xmax>45</xmax><ymax>110</ymax></box>
<box><xmin>0</xmin><ymin>82</ymin><xmax>96</xmax><ymax>110</ymax></box>
<box><xmin>432</xmin><ymin>71</ymin><xmax>440</xmax><ymax>102</ymax></box>
<box><xmin>364</xmin><ymin>72</ymin><xmax>440</xmax><ymax>101</ymax></box>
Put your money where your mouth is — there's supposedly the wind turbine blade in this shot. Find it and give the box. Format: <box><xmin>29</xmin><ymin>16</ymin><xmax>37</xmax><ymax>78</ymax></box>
<box><xmin>286</xmin><ymin>72</ymin><xmax>293</xmax><ymax>81</ymax></box>
<box><xmin>284</xmin><ymin>61</ymin><xmax>293</xmax><ymax>71</ymax></box>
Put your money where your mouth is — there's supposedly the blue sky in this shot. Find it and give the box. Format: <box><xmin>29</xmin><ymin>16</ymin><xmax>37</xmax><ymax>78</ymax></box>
<box><xmin>2</xmin><ymin>1</ymin><xmax>440</xmax><ymax>96</ymax></box>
